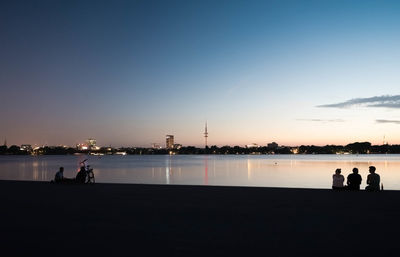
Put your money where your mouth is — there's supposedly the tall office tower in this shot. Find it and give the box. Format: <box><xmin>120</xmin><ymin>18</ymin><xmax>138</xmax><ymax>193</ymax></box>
<box><xmin>166</xmin><ymin>135</ymin><xmax>174</xmax><ymax>149</ymax></box>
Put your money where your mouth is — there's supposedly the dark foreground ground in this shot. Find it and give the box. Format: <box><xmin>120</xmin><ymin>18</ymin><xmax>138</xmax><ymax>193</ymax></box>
<box><xmin>1</xmin><ymin>181</ymin><xmax>400</xmax><ymax>256</ymax></box>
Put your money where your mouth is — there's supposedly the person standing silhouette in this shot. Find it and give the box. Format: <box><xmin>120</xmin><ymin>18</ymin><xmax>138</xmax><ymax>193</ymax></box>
<box><xmin>347</xmin><ymin>168</ymin><xmax>362</xmax><ymax>190</ymax></box>
<box><xmin>365</xmin><ymin>166</ymin><xmax>380</xmax><ymax>191</ymax></box>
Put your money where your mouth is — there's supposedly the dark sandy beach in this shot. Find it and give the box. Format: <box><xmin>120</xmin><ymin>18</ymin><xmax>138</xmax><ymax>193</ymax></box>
<box><xmin>1</xmin><ymin>180</ymin><xmax>400</xmax><ymax>256</ymax></box>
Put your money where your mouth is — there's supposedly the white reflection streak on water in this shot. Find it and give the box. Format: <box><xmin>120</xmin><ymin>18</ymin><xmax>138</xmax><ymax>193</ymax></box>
<box><xmin>42</xmin><ymin>160</ymin><xmax>48</xmax><ymax>181</ymax></box>
<box><xmin>32</xmin><ymin>160</ymin><xmax>39</xmax><ymax>181</ymax></box>
<box><xmin>40</xmin><ymin>160</ymin><xmax>46</xmax><ymax>181</ymax></box>
<box><xmin>247</xmin><ymin>159</ymin><xmax>252</xmax><ymax>181</ymax></box>
<box><xmin>19</xmin><ymin>161</ymin><xmax>26</xmax><ymax>180</ymax></box>
<box><xmin>213</xmin><ymin>158</ymin><xmax>216</xmax><ymax>177</ymax></box>
<box><xmin>225</xmin><ymin>159</ymin><xmax>229</xmax><ymax>177</ymax></box>
<box><xmin>204</xmin><ymin>156</ymin><xmax>208</xmax><ymax>185</ymax></box>
<box><xmin>165</xmin><ymin>156</ymin><xmax>170</xmax><ymax>184</ymax></box>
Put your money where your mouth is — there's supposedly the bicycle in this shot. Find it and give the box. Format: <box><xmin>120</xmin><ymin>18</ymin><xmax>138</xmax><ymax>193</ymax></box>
<box><xmin>80</xmin><ymin>159</ymin><xmax>95</xmax><ymax>184</ymax></box>
<box><xmin>85</xmin><ymin>165</ymin><xmax>95</xmax><ymax>184</ymax></box>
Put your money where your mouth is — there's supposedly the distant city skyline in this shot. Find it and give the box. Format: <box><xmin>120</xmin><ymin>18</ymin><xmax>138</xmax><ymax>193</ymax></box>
<box><xmin>2</xmin><ymin>1</ymin><xmax>400</xmax><ymax>147</ymax></box>
<box><xmin>0</xmin><ymin>133</ymin><xmax>393</xmax><ymax>149</ymax></box>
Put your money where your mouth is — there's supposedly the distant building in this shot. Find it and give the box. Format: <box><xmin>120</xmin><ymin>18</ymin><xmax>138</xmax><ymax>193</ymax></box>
<box><xmin>166</xmin><ymin>135</ymin><xmax>174</xmax><ymax>149</ymax></box>
<box><xmin>20</xmin><ymin>144</ymin><xmax>32</xmax><ymax>152</ymax></box>
<box><xmin>87</xmin><ymin>138</ymin><xmax>97</xmax><ymax>149</ymax></box>
<box><xmin>151</xmin><ymin>143</ymin><xmax>162</xmax><ymax>149</ymax></box>
<box><xmin>291</xmin><ymin>147</ymin><xmax>299</xmax><ymax>154</ymax></box>
<box><xmin>267</xmin><ymin>142</ymin><xmax>278</xmax><ymax>149</ymax></box>
<box><xmin>173</xmin><ymin>144</ymin><xmax>182</xmax><ymax>150</ymax></box>
<box><xmin>76</xmin><ymin>143</ymin><xmax>88</xmax><ymax>150</ymax></box>
<box><xmin>76</xmin><ymin>138</ymin><xmax>99</xmax><ymax>151</ymax></box>
<box><xmin>246</xmin><ymin>143</ymin><xmax>259</xmax><ymax>148</ymax></box>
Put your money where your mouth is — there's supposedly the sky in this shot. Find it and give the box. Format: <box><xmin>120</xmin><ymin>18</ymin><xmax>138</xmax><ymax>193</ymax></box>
<box><xmin>1</xmin><ymin>0</ymin><xmax>400</xmax><ymax>147</ymax></box>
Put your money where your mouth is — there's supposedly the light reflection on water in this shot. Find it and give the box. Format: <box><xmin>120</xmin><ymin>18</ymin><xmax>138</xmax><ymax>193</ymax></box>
<box><xmin>1</xmin><ymin>155</ymin><xmax>400</xmax><ymax>189</ymax></box>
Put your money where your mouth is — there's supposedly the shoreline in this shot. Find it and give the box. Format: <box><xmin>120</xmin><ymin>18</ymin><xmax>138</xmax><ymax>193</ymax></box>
<box><xmin>1</xmin><ymin>180</ymin><xmax>399</xmax><ymax>256</ymax></box>
<box><xmin>3</xmin><ymin>153</ymin><xmax>400</xmax><ymax>154</ymax></box>
<box><xmin>0</xmin><ymin>179</ymin><xmax>396</xmax><ymax>191</ymax></box>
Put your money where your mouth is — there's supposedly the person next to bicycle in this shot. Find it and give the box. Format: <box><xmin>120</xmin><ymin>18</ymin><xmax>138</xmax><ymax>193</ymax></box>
<box><xmin>76</xmin><ymin>166</ymin><xmax>87</xmax><ymax>184</ymax></box>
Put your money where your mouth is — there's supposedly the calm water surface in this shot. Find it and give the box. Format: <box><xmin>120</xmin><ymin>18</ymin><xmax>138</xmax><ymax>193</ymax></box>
<box><xmin>1</xmin><ymin>154</ymin><xmax>400</xmax><ymax>189</ymax></box>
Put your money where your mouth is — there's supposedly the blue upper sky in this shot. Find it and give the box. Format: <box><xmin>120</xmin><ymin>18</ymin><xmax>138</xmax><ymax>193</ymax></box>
<box><xmin>1</xmin><ymin>0</ymin><xmax>400</xmax><ymax>147</ymax></box>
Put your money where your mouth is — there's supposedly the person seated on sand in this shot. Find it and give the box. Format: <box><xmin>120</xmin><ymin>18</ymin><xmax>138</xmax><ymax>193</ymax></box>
<box><xmin>365</xmin><ymin>166</ymin><xmax>380</xmax><ymax>191</ymax></box>
<box><xmin>54</xmin><ymin>167</ymin><xmax>65</xmax><ymax>183</ymax></box>
<box><xmin>53</xmin><ymin>167</ymin><xmax>75</xmax><ymax>184</ymax></box>
<box><xmin>75</xmin><ymin>166</ymin><xmax>87</xmax><ymax>184</ymax></box>
<box><xmin>332</xmin><ymin>168</ymin><xmax>345</xmax><ymax>190</ymax></box>
<box><xmin>347</xmin><ymin>168</ymin><xmax>362</xmax><ymax>190</ymax></box>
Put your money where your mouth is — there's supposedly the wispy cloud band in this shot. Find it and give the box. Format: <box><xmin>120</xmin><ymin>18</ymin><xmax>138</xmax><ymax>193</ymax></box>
<box><xmin>376</xmin><ymin>119</ymin><xmax>400</xmax><ymax>124</ymax></box>
<box><xmin>297</xmin><ymin>119</ymin><xmax>345</xmax><ymax>123</ymax></box>
<box><xmin>317</xmin><ymin>95</ymin><xmax>400</xmax><ymax>109</ymax></box>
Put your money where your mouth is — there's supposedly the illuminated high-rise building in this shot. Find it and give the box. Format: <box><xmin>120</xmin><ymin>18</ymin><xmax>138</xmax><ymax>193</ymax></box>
<box><xmin>85</xmin><ymin>138</ymin><xmax>98</xmax><ymax>150</ymax></box>
<box><xmin>166</xmin><ymin>135</ymin><xmax>174</xmax><ymax>149</ymax></box>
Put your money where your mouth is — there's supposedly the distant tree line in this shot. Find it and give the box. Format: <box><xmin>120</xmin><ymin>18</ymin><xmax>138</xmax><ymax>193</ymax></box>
<box><xmin>0</xmin><ymin>145</ymin><xmax>28</xmax><ymax>155</ymax></box>
<box><xmin>1</xmin><ymin>142</ymin><xmax>400</xmax><ymax>155</ymax></box>
<box><xmin>297</xmin><ymin>142</ymin><xmax>400</xmax><ymax>154</ymax></box>
<box><xmin>117</xmin><ymin>145</ymin><xmax>293</xmax><ymax>155</ymax></box>
<box><xmin>0</xmin><ymin>145</ymin><xmax>77</xmax><ymax>155</ymax></box>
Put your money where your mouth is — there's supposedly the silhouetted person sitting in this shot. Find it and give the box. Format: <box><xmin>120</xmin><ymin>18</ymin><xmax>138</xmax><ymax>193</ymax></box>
<box><xmin>347</xmin><ymin>168</ymin><xmax>362</xmax><ymax>190</ymax></box>
<box><xmin>332</xmin><ymin>168</ymin><xmax>345</xmax><ymax>190</ymax></box>
<box><xmin>53</xmin><ymin>167</ymin><xmax>75</xmax><ymax>184</ymax></box>
<box><xmin>54</xmin><ymin>167</ymin><xmax>65</xmax><ymax>183</ymax></box>
<box><xmin>76</xmin><ymin>166</ymin><xmax>87</xmax><ymax>184</ymax></box>
<box><xmin>365</xmin><ymin>166</ymin><xmax>380</xmax><ymax>191</ymax></box>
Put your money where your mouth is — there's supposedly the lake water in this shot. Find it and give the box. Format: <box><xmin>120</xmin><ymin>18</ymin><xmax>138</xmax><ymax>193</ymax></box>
<box><xmin>1</xmin><ymin>154</ymin><xmax>400</xmax><ymax>189</ymax></box>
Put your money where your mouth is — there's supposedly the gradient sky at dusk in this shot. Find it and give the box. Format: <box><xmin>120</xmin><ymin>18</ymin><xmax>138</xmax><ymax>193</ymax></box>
<box><xmin>1</xmin><ymin>0</ymin><xmax>400</xmax><ymax>147</ymax></box>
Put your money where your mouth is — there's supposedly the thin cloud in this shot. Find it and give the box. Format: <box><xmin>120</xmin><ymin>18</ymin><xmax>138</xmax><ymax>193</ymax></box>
<box><xmin>370</xmin><ymin>103</ymin><xmax>400</xmax><ymax>108</ymax></box>
<box><xmin>376</xmin><ymin>119</ymin><xmax>400</xmax><ymax>124</ymax></box>
<box><xmin>297</xmin><ymin>119</ymin><xmax>345</xmax><ymax>123</ymax></box>
<box><xmin>317</xmin><ymin>95</ymin><xmax>400</xmax><ymax>109</ymax></box>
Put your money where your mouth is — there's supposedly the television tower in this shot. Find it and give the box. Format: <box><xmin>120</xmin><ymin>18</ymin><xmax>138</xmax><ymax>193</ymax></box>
<box><xmin>204</xmin><ymin>122</ymin><xmax>208</xmax><ymax>148</ymax></box>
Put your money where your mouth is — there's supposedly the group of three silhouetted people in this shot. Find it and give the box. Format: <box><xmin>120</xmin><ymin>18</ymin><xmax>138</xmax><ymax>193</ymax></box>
<box><xmin>332</xmin><ymin>166</ymin><xmax>381</xmax><ymax>191</ymax></box>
